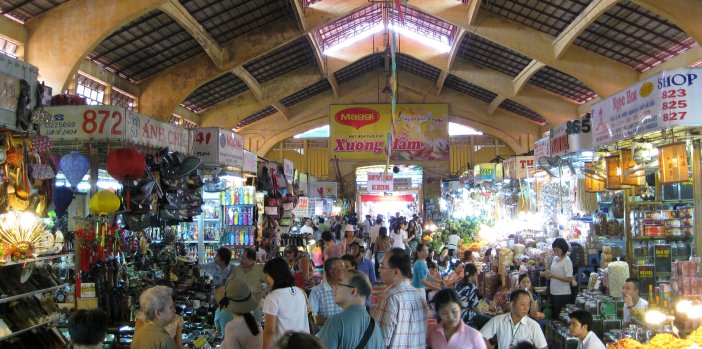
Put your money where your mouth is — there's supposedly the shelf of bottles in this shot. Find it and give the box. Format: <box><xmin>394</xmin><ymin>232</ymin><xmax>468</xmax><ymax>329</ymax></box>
<box><xmin>630</xmin><ymin>202</ymin><xmax>694</xmax><ymax>264</ymax></box>
<box><xmin>222</xmin><ymin>186</ymin><xmax>257</xmax><ymax>251</ymax></box>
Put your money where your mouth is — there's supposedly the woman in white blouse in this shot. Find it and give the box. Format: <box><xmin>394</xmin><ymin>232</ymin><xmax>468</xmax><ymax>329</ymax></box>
<box><xmin>544</xmin><ymin>238</ymin><xmax>573</xmax><ymax>320</ymax></box>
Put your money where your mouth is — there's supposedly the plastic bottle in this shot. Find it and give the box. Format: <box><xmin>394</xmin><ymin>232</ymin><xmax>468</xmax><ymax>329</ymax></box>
<box><xmin>248</xmin><ymin>230</ymin><xmax>255</xmax><ymax>246</ymax></box>
<box><xmin>239</xmin><ymin>187</ymin><xmax>245</xmax><ymax>204</ymax></box>
<box><xmin>242</xmin><ymin>208</ymin><xmax>249</xmax><ymax>226</ymax></box>
<box><xmin>244</xmin><ymin>229</ymin><xmax>250</xmax><ymax>245</ymax></box>
<box><xmin>233</xmin><ymin>208</ymin><xmax>239</xmax><ymax>226</ymax></box>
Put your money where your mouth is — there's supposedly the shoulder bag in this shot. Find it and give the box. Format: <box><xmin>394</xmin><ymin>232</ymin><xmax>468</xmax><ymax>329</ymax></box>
<box><xmin>355</xmin><ymin>317</ymin><xmax>376</xmax><ymax>349</ymax></box>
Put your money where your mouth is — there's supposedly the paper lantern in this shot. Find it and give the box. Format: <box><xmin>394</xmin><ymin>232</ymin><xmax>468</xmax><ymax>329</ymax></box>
<box><xmin>60</xmin><ymin>151</ymin><xmax>89</xmax><ymax>188</ymax></box>
<box><xmin>620</xmin><ymin>149</ymin><xmax>644</xmax><ymax>186</ymax></box>
<box><xmin>658</xmin><ymin>143</ymin><xmax>689</xmax><ymax>184</ymax></box>
<box><xmin>53</xmin><ymin>186</ymin><xmax>74</xmax><ymax>217</ymax></box>
<box><xmin>605</xmin><ymin>155</ymin><xmax>624</xmax><ymax>190</ymax></box>
<box><xmin>106</xmin><ymin>148</ymin><xmax>145</xmax><ymax>182</ymax></box>
<box><xmin>90</xmin><ymin>190</ymin><xmax>121</xmax><ymax>215</ymax></box>
<box><xmin>584</xmin><ymin>162</ymin><xmax>605</xmax><ymax>193</ymax></box>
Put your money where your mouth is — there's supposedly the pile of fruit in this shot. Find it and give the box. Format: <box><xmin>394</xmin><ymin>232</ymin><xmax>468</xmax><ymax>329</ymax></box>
<box><xmin>607</xmin><ymin>334</ymin><xmax>695</xmax><ymax>349</ymax></box>
<box><xmin>423</xmin><ymin>217</ymin><xmax>481</xmax><ymax>252</ymax></box>
<box><xmin>687</xmin><ymin>326</ymin><xmax>702</xmax><ymax>346</ymax></box>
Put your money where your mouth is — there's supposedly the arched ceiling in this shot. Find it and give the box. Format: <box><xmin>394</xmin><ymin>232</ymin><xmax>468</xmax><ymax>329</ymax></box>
<box><xmin>13</xmin><ymin>0</ymin><xmax>702</xmax><ymax>155</ymax></box>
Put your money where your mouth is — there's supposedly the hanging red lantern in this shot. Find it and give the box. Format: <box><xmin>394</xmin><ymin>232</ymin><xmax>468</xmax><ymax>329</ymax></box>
<box><xmin>106</xmin><ymin>148</ymin><xmax>146</xmax><ymax>182</ymax></box>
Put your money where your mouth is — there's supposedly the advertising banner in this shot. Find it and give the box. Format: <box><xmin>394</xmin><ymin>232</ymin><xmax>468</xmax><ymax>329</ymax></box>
<box><xmin>292</xmin><ymin>196</ymin><xmax>309</xmax><ymax>217</ymax></box>
<box><xmin>329</xmin><ymin>104</ymin><xmax>449</xmax><ymax>161</ymax></box>
<box><xmin>313</xmin><ymin>181</ymin><xmax>337</xmax><ymax>197</ymax></box>
<box><xmin>591</xmin><ymin>68</ymin><xmax>702</xmax><ymax>147</ymax></box>
<box><xmin>126</xmin><ymin>111</ymin><xmax>190</xmax><ymax>154</ymax></box>
<box><xmin>503</xmin><ymin>156</ymin><xmax>535</xmax><ymax>179</ymax></box>
<box><xmin>243</xmin><ymin>150</ymin><xmax>257</xmax><ymax>173</ymax></box>
<box><xmin>191</xmin><ymin>128</ymin><xmax>244</xmax><ymax>168</ymax></box>
<box><xmin>393</xmin><ymin>177</ymin><xmax>412</xmax><ymax>190</ymax></box>
<box><xmin>367</xmin><ymin>172</ymin><xmax>393</xmax><ymax>192</ymax></box>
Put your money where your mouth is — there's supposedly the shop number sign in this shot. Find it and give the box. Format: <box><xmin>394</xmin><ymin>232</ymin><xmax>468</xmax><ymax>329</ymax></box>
<box><xmin>192</xmin><ymin>128</ymin><xmax>219</xmax><ymax>164</ymax></box>
<box><xmin>591</xmin><ymin>68</ymin><xmax>702</xmax><ymax>147</ymax></box>
<box><xmin>367</xmin><ymin>172</ymin><xmax>393</xmax><ymax>192</ymax></box>
<box><xmin>43</xmin><ymin>106</ymin><xmax>126</xmax><ymax>140</ymax></box>
<box><xmin>550</xmin><ymin>117</ymin><xmax>593</xmax><ymax>156</ymax></box>
<box><xmin>192</xmin><ymin>128</ymin><xmax>244</xmax><ymax>168</ymax></box>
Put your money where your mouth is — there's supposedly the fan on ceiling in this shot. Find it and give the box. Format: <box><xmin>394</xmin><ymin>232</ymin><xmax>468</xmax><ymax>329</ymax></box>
<box><xmin>537</xmin><ymin>155</ymin><xmax>575</xmax><ymax>178</ymax></box>
<box><xmin>203</xmin><ymin>167</ymin><xmax>227</xmax><ymax>193</ymax></box>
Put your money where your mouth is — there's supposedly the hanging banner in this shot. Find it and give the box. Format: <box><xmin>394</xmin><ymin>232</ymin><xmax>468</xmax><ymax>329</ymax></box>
<box><xmin>298</xmin><ymin>173</ymin><xmax>309</xmax><ymax>195</ymax></box>
<box><xmin>243</xmin><ymin>150</ymin><xmax>257</xmax><ymax>173</ymax></box>
<box><xmin>314</xmin><ymin>181</ymin><xmax>337</xmax><ymax>197</ymax></box>
<box><xmin>360</xmin><ymin>194</ymin><xmax>415</xmax><ymax>203</ymax></box>
<box><xmin>313</xmin><ymin>199</ymin><xmax>324</xmax><ymax>216</ymax></box>
<box><xmin>367</xmin><ymin>172</ymin><xmax>393</xmax><ymax>192</ymax></box>
<box><xmin>534</xmin><ymin>137</ymin><xmax>551</xmax><ymax>160</ymax></box>
<box><xmin>191</xmin><ymin>128</ymin><xmax>244</xmax><ymax>168</ymax></box>
<box><xmin>283</xmin><ymin>159</ymin><xmax>294</xmax><ymax>183</ymax></box>
<box><xmin>329</xmin><ymin>104</ymin><xmax>449</xmax><ymax>161</ymax></box>
<box><xmin>42</xmin><ymin>106</ymin><xmax>191</xmax><ymax>154</ymax></box>
<box><xmin>125</xmin><ymin>111</ymin><xmax>190</xmax><ymax>154</ymax></box>
<box><xmin>591</xmin><ymin>68</ymin><xmax>702</xmax><ymax>147</ymax></box>
<box><xmin>473</xmin><ymin>163</ymin><xmax>503</xmax><ymax>183</ymax></box>
<box><xmin>393</xmin><ymin>177</ymin><xmax>412</xmax><ymax>190</ymax></box>
<box><xmin>503</xmin><ymin>156</ymin><xmax>535</xmax><ymax>179</ymax></box>
<box><xmin>292</xmin><ymin>196</ymin><xmax>309</xmax><ymax>217</ymax></box>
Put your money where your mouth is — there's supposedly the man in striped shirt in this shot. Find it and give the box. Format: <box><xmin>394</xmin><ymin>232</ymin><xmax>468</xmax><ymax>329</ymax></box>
<box><xmin>375</xmin><ymin>248</ymin><xmax>429</xmax><ymax>349</ymax></box>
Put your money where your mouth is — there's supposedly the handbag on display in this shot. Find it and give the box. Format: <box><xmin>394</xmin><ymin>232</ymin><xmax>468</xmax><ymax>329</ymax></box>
<box><xmin>30</xmin><ymin>153</ymin><xmax>55</xmax><ymax>180</ymax></box>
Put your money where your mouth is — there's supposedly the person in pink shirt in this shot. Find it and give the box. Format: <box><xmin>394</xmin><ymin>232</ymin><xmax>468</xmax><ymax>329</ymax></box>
<box><xmin>428</xmin><ymin>288</ymin><xmax>487</xmax><ymax>349</ymax></box>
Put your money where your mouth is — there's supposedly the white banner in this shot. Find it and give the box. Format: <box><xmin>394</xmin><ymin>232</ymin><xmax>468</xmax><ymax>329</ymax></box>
<box><xmin>313</xmin><ymin>181</ymin><xmax>337</xmax><ymax>197</ymax></box>
<box><xmin>192</xmin><ymin>128</ymin><xmax>244</xmax><ymax>167</ymax></box>
<box><xmin>293</xmin><ymin>196</ymin><xmax>309</xmax><ymax>217</ymax></box>
<box><xmin>549</xmin><ymin>118</ymin><xmax>593</xmax><ymax>156</ymax></box>
<box><xmin>503</xmin><ymin>156</ymin><xmax>535</xmax><ymax>179</ymax></box>
<box><xmin>591</xmin><ymin>68</ymin><xmax>702</xmax><ymax>147</ymax></box>
<box><xmin>367</xmin><ymin>172</ymin><xmax>393</xmax><ymax>192</ymax></box>
<box><xmin>243</xmin><ymin>150</ymin><xmax>257</xmax><ymax>173</ymax></box>
<box><xmin>534</xmin><ymin>137</ymin><xmax>551</xmax><ymax>160</ymax></box>
<box><xmin>126</xmin><ymin>111</ymin><xmax>190</xmax><ymax>154</ymax></box>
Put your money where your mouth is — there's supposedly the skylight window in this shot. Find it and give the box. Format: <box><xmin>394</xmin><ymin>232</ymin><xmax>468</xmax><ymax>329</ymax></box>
<box><xmin>294</xmin><ymin>125</ymin><xmax>329</xmax><ymax>138</ymax></box>
<box><xmin>448</xmin><ymin>122</ymin><xmax>483</xmax><ymax>136</ymax></box>
<box><xmin>319</xmin><ymin>5</ymin><xmax>456</xmax><ymax>54</ymax></box>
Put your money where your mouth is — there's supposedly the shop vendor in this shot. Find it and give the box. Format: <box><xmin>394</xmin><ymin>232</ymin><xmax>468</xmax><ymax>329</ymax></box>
<box><xmin>622</xmin><ymin>277</ymin><xmax>648</xmax><ymax>326</ymax></box>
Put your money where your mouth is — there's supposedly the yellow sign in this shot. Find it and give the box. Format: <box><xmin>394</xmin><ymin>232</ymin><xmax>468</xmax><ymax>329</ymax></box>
<box><xmin>329</xmin><ymin>104</ymin><xmax>449</xmax><ymax>161</ymax></box>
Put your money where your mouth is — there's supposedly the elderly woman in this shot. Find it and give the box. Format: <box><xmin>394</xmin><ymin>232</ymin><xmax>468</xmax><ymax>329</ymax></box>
<box><xmin>132</xmin><ymin>286</ymin><xmax>178</xmax><ymax>349</ymax></box>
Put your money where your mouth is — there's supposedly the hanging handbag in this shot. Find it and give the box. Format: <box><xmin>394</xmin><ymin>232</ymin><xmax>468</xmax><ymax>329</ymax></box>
<box><xmin>5</xmin><ymin>133</ymin><xmax>23</xmax><ymax>167</ymax></box>
<box><xmin>31</xmin><ymin>136</ymin><xmax>52</xmax><ymax>152</ymax></box>
<box><xmin>30</xmin><ymin>153</ymin><xmax>55</xmax><ymax>180</ymax></box>
<box><xmin>302</xmin><ymin>287</ymin><xmax>320</xmax><ymax>335</ymax></box>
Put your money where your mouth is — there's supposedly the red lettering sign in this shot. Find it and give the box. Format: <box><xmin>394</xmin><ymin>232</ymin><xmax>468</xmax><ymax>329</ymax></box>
<box><xmin>334</xmin><ymin>107</ymin><xmax>381</xmax><ymax>130</ymax></box>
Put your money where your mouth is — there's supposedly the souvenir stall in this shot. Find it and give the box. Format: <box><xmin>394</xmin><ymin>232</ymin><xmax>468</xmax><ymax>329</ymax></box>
<box><xmin>544</xmin><ymin>68</ymin><xmax>702</xmax><ymax>348</ymax></box>
<box><xmin>258</xmin><ymin>158</ymin><xmax>302</xmax><ymax>257</ymax></box>
<box><xmin>189</xmin><ymin>127</ymin><xmax>256</xmax><ymax>263</ymax></box>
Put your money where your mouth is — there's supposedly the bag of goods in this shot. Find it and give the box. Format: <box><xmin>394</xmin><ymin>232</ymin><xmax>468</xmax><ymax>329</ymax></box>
<box><xmin>607</xmin><ymin>261</ymin><xmax>629</xmax><ymax>297</ymax></box>
<box><xmin>570</xmin><ymin>242</ymin><xmax>586</xmax><ymax>268</ymax></box>
<box><xmin>607</xmin><ymin>338</ymin><xmax>643</xmax><ymax>349</ymax></box>
<box><xmin>512</xmin><ymin>243</ymin><xmax>526</xmax><ymax>256</ymax></box>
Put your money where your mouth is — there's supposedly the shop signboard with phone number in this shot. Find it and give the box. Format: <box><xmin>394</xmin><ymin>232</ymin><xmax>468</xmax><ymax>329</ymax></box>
<box><xmin>591</xmin><ymin>68</ymin><xmax>702</xmax><ymax>147</ymax></box>
<box><xmin>42</xmin><ymin>106</ymin><xmax>127</xmax><ymax>141</ymax></box>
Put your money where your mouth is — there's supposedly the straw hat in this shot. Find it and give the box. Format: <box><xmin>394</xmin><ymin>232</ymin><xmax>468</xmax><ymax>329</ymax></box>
<box><xmin>344</xmin><ymin>224</ymin><xmax>355</xmax><ymax>232</ymax></box>
<box><xmin>219</xmin><ymin>281</ymin><xmax>258</xmax><ymax>314</ymax></box>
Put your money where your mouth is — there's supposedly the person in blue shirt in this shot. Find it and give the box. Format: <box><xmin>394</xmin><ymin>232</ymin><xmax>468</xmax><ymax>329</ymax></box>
<box><xmin>317</xmin><ymin>270</ymin><xmax>384</xmax><ymax>349</ymax></box>
<box><xmin>412</xmin><ymin>243</ymin><xmax>443</xmax><ymax>300</ymax></box>
<box><xmin>348</xmin><ymin>242</ymin><xmax>376</xmax><ymax>284</ymax></box>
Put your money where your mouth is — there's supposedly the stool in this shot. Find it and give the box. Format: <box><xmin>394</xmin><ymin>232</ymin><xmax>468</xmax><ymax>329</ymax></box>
<box><xmin>577</xmin><ymin>266</ymin><xmax>595</xmax><ymax>287</ymax></box>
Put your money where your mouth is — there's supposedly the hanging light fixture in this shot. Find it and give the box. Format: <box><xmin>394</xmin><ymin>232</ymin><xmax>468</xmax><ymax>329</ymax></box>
<box><xmin>605</xmin><ymin>154</ymin><xmax>624</xmax><ymax>190</ymax></box>
<box><xmin>584</xmin><ymin>162</ymin><xmax>605</xmax><ymax>192</ymax></box>
<box><xmin>620</xmin><ymin>149</ymin><xmax>644</xmax><ymax>186</ymax></box>
<box><xmin>658</xmin><ymin>143</ymin><xmax>689</xmax><ymax>184</ymax></box>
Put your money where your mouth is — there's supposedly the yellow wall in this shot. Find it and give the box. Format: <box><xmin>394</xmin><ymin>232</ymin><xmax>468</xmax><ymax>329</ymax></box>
<box><xmin>265</xmin><ymin>143</ymin><xmax>330</xmax><ymax>180</ymax></box>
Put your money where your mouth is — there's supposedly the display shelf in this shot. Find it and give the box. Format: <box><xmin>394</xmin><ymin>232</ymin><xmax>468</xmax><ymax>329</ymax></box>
<box><xmin>630</xmin><ymin>200</ymin><xmax>693</xmax><ymax>205</ymax></box>
<box><xmin>223</xmin><ymin>204</ymin><xmax>255</xmax><ymax>207</ymax></box>
<box><xmin>0</xmin><ymin>313</ymin><xmax>65</xmax><ymax>341</ymax></box>
<box><xmin>0</xmin><ymin>253</ymin><xmax>74</xmax><ymax>267</ymax></box>
<box><xmin>203</xmin><ymin>218</ymin><xmax>220</xmax><ymax>221</ymax></box>
<box><xmin>630</xmin><ymin>236</ymin><xmax>692</xmax><ymax>241</ymax></box>
<box><xmin>224</xmin><ymin>224</ymin><xmax>255</xmax><ymax>227</ymax></box>
<box><xmin>0</xmin><ymin>284</ymin><xmax>67</xmax><ymax>304</ymax></box>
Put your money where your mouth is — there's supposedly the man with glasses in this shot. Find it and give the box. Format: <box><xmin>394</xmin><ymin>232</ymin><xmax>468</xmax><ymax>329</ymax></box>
<box><xmin>375</xmin><ymin>248</ymin><xmax>428</xmax><ymax>349</ymax></box>
<box><xmin>309</xmin><ymin>257</ymin><xmax>345</xmax><ymax>326</ymax></box>
<box><xmin>318</xmin><ymin>270</ymin><xmax>385</xmax><ymax>349</ymax></box>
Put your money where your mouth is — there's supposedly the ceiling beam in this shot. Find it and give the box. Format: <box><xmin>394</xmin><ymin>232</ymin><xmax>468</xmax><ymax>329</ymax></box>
<box><xmin>632</xmin><ymin>0</ymin><xmax>702</xmax><ymax>49</ymax></box>
<box><xmin>553</xmin><ymin>0</ymin><xmax>620</xmax><ymax>59</ymax></box>
<box><xmin>487</xmin><ymin>95</ymin><xmax>506</xmax><ymax>116</ymax></box>
<box><xmin>271</xmin><ymin>101</ymin><xmax>290</xmax><ymax>121</ymax></box>
<box><xmin>301</xmin><ymin>0</ymin><xmax>369</xmax><ymax>31</ymax></box>
<box><xmin>160</xmin><ymin>0</ymin><xmax>226</xmax><ymax>69</ymax></box>
<box><xmin>435</xmin><ymin>28</ymin><xmax>467</xmax><ymax>95</ymax></box>
<box><xmin>230</xmin><ymin>66</ymin><xmax>264</xmax><ymax>102</ymax></box>
<box><xmin>467</xmin><ymin>0</ymin><xmax>482</xmax><ymax>25</ymax></box>
<box><xmin>307</xmin><ymin>33</ymin><xmax>339</xmax><ymax>98</ymax></box>
<box><xmin>408</xmin><ymin>0</ymin><xmax>639</xmax><ymax>97</ymax></box>
<box><xmin>513</xmin><ymin>60</ymin><xmax>545</xmax><ymax>95</ymax></box>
